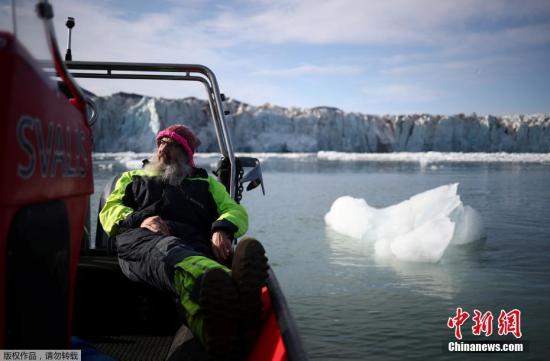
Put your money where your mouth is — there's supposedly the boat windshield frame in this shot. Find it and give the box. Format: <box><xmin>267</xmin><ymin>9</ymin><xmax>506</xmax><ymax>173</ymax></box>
<box><xmin>64</xmin><ymin>61</ymin><xmax>239</xmax><ymax>199</ymax></box>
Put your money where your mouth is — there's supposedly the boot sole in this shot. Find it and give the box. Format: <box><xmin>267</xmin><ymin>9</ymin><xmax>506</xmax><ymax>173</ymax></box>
<box><xmin>199</xmin><ymin>268</ymin><xmax>240</xmax><ymax>360</ymax></box>
<box><xmin>232</xmin><ymin>238</ymin><xmax>269</xmax><ymax>326</ymax></box>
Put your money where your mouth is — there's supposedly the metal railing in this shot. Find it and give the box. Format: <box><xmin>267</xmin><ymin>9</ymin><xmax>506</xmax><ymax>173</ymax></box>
<box><xmin>64</xmin><ymin>61</ymin><xmax>239</xmax><ymax>200</ymax></box>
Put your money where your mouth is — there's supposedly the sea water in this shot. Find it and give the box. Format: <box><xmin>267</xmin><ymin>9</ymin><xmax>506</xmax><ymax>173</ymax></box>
<box><xmin>91</xmin><ymin>153</ymin><xmax>550</xmax><ymax>361</ymax></box>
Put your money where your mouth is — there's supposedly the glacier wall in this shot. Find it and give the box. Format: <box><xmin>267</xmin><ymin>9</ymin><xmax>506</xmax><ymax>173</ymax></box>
<box><xmin>91</xmin><ymin>93</ymin><xmax>550</xmax><ymax>153</ymax></box>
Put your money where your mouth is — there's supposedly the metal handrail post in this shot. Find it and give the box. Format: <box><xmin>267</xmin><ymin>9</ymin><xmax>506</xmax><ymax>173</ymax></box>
<box><xmin>201</xmin><ymin>66</ymin><xmax>237</xmax><ymax>198</ymax></box>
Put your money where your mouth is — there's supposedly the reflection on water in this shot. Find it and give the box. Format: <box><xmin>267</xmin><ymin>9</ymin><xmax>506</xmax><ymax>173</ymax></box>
<box><xmin>376</xmin><ymin>258</ymin><xmax>459</xmax><ymax>300</ymax></box>
<box><xmin>326</xmin><ymin>226</ymin><xmax>461</xmax><ymax>300</ymax></box>
<box><xmin>325</xmin><ymin>227</ymin><xmax>371</xmax><ymax>268</ymax></box>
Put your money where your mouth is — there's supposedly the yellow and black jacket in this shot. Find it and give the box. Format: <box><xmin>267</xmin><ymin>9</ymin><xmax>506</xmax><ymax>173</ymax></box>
<box><xmin>99</xmin><ymin>168</ymin><xmax>248</xmax><ymax>244</ymax></box>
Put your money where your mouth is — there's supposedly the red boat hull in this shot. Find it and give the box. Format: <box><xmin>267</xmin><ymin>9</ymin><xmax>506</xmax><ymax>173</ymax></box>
<box><xmin>0</xmin><ymin>31</ymin><xmax>93</xmax><ymax>347</ymax></box>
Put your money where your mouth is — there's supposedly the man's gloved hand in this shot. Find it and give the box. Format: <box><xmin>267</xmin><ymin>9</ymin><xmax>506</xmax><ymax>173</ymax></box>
<box><xmin>211</xmin><ymin>230</ymin><xmax>232</xmax><ymax>262</ymax></box>
<box><xmin>140</xmin><ymin>215</ymin><xmax>170</xmax><ymax>235</ymax></box>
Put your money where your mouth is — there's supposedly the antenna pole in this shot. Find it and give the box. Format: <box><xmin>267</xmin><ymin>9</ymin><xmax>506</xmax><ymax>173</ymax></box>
<box><xmin>11</xmin><ymin>0</ymin><xmax>17</xmax><ymax>36</ymax></box>
<box><xmin>65</xmin><ymin>17</ymin><xmax>75</xmax><ymax>61</ymax></box>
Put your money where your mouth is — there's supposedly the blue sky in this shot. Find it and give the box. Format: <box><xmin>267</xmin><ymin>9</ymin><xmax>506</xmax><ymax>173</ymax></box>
<box><xmin>7</xmin><ymin>0</ymin><xmax>550</xmax><ymax>115</ymax></box>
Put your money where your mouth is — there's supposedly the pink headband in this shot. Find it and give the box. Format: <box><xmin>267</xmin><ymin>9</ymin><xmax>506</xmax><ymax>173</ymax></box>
<box><xmin>156</xmin><ymin>130</ymin><xmax>195</xmax><ymax>167</ymax></box>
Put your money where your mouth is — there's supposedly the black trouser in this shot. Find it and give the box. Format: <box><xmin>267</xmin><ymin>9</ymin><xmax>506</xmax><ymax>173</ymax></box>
<box><xmin>115</xmin><ymin>228</ymin><xmax>214</xmax><ymax>294</ymax></box>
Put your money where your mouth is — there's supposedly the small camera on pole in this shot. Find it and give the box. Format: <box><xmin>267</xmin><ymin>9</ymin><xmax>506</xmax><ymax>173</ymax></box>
<box><xmin>65</xmin><ymin>17</ymin><xmax>75</xmax><ymax>61</ymax></box>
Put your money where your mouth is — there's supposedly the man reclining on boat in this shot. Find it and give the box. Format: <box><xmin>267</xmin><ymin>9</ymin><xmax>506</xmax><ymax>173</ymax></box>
<box><xmin>99</xmin><ymin>124</ymin><xmax>268</xmax><ymax>360</ymax></box>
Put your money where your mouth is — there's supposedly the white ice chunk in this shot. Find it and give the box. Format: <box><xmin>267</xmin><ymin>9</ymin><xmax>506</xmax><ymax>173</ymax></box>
<box><xmin>386</xmin><ymin>217</ymin><xmax>454</xmax><ymax>263</ymax></box>
<box><xmin>324</xmin><ymin>196</ymin><xmax>371</xmax><ymax>240</ymax></box>
<box><xmin>450</xmin><ymin>205</ymin><xmax>486</xmax><ymax>245</ymax></box>
<box><xmin>325</xmin><ymin>183</ymin><xmax>485</xmax><ymax>263</ymax></box>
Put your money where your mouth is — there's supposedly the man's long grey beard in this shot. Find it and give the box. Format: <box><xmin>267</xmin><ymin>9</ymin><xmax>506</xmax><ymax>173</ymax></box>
<box><xmin>145</xmin><ymin>149</ymin><xmax>192</xmax><ymax>186</ymax></box>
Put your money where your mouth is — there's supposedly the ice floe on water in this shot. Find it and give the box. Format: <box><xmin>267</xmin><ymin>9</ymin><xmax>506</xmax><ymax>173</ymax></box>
<box><xmin>317</xmin><ymin>151</ymin><xmax>550</xmax><ymax>163</ymax></box>
<box><xmin>324</xmin><ymin>183</ymin><xmax>485</xmax><ymax>263</ymax></box>
<box><xmin>93</xmin><ymin>152</ymin><xmax>225</xmax><ymax>170</ymax></box>
<box><xmin>94</xmin><ymin>151</ymin><xmax>550</xmax><ymax>168</ymax></box>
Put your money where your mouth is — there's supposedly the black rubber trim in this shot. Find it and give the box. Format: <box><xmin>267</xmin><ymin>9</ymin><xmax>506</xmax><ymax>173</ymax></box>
<box><xmin>266</xmin><ymin>268</ymin><xmax>309</xmax><ymax>361</ymax></box>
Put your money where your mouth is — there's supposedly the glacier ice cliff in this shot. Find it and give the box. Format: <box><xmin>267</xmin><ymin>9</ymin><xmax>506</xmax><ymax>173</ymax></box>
<box><xmin>91</xmin><ymin>93</ymin><xmax>550</xmax><ymax>153</ymax></box>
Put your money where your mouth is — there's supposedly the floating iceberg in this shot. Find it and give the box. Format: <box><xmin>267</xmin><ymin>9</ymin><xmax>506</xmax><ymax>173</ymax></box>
<box><xmin>324</xmin><ymin>183</ymin><xmax>485</xmax><ymax>263</ymax></box>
